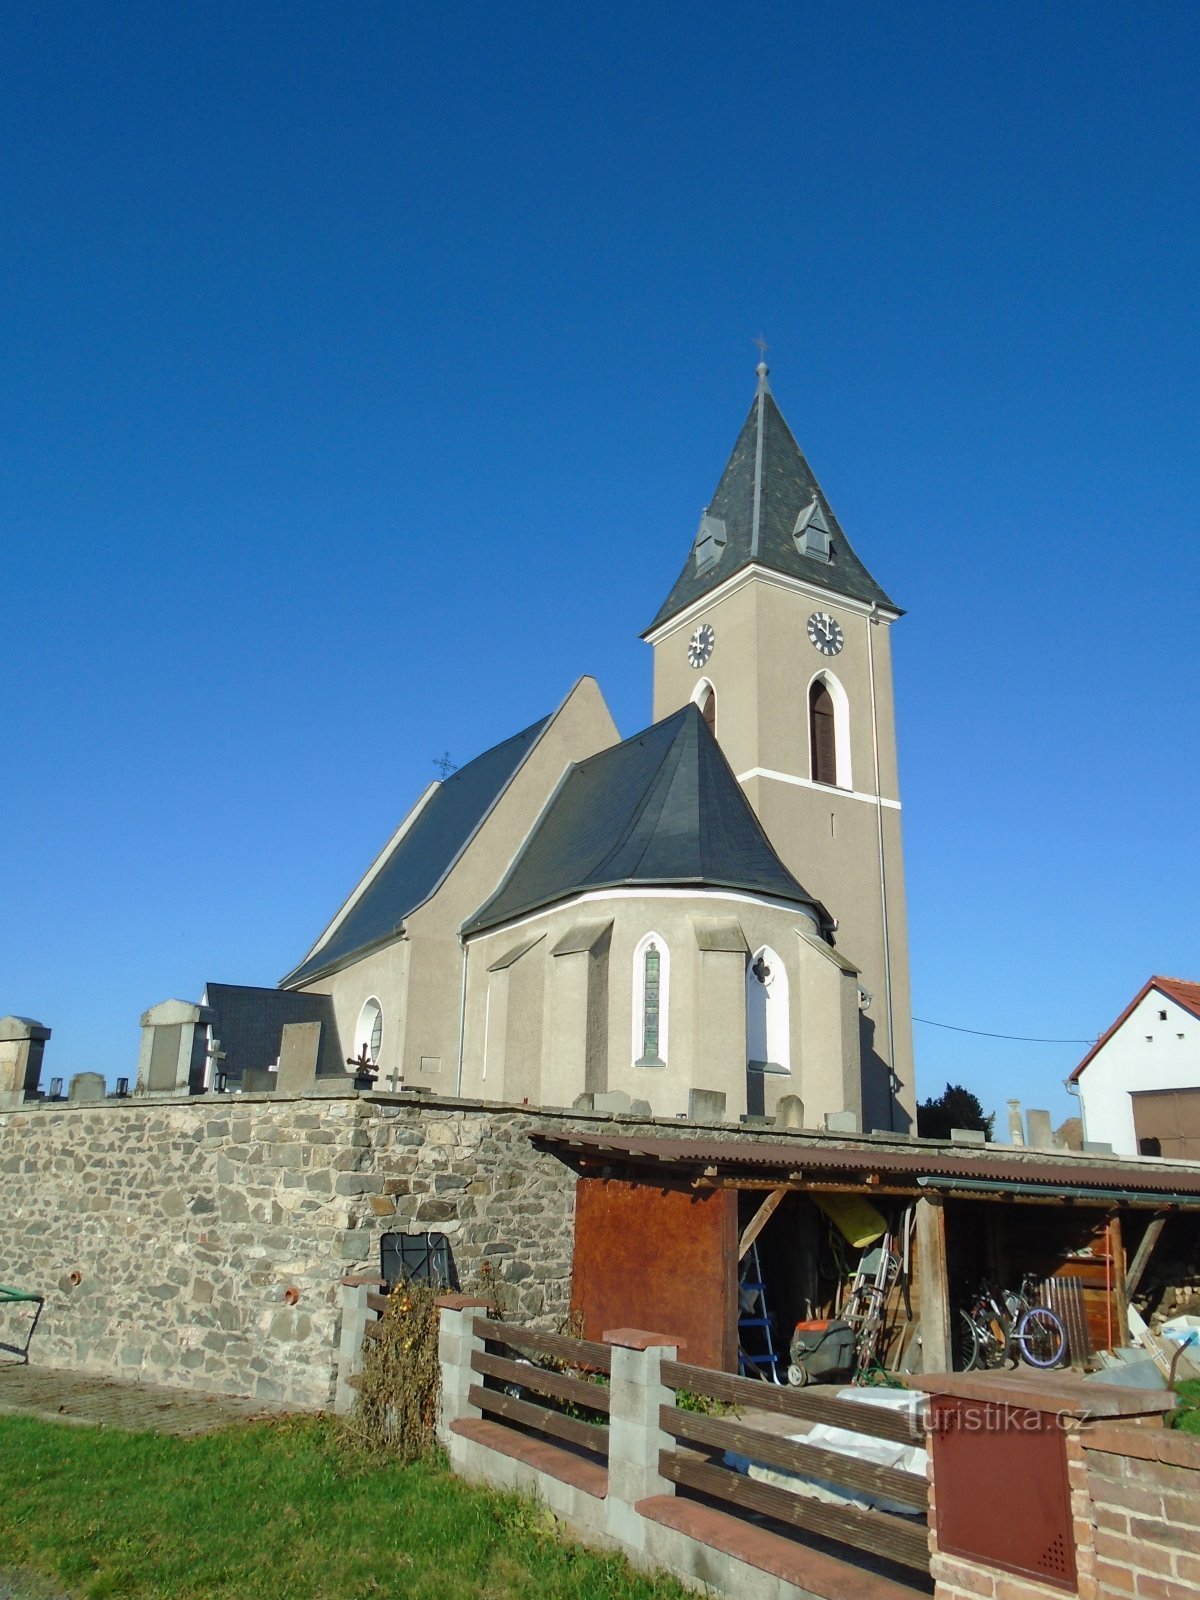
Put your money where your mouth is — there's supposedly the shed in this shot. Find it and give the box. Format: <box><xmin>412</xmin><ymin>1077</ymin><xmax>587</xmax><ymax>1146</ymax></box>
<box><xmin>531</xmin><ymin>1128</ymin><xmax>1200</xmax><ymax>1376</ymax></box>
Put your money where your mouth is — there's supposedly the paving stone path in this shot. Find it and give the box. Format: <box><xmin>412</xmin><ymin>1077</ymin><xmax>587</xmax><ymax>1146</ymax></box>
<box><xmin>0</xmin><ymin>1360</ymin><xmax>292</xmax><ymax>1436</ymax></box>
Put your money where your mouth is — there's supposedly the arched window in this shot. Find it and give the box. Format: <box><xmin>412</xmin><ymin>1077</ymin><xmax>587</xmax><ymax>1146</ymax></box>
<box><xmin>808</xmin><ymin>672</ymin><xmax>852</xmax><ymax>789</ymax></box>
<box><xmin>354</xmin><ymin>997</ymin><xmax>383</xmax><ymax>1067</ymax></box>
<box><xmin>693</xmin><ymin>678</ymin><xmax>716</xmax><ymax>738</ymax></box>
<box><xmin>632</xmin><ymin>933</ymin><xmax>669</xmax><ymax>1066</ymax></box>
<box><xmin>746</xmin><ymin>947</ymin><xmax>790</xmax><ymax>1074</ymax></box>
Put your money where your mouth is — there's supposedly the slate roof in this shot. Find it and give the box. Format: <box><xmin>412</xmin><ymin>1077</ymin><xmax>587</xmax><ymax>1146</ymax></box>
<box><xmin>463</xmin><ymin>704</ymin><xmax>827</xmax><ymax>937</ymax></box>
<box><xmin>1069</xmin><ymin>975</ymin><xmax>1200</xmax><ymax>1082</ymax></box>
<box><xmin>647</xmin><ymin>370</ymin><xmax>898</xmax><ymax>633</ymax></box>
<box><xmin>202</xmin><ymin>984</ymin><xmax>337</xmax><ymax>1081</ymax></box>
<box><xmin>283</xmin><ymin>716</ymin><xmax>550</xmax><ymax>985</ymax></box>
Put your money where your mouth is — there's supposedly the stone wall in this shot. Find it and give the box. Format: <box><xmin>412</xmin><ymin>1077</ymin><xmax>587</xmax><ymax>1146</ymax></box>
<box><xmin>0</xmin><ymin>1092</ymin><xmax>596</xmax><ymax>1409</ymax></box>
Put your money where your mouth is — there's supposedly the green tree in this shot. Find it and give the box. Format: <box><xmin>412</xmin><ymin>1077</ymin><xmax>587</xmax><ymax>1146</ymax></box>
<box><xmin>917</xmin><ymin>1083</ymin><xmax>995</xmax><ymax>1141</ymax></box>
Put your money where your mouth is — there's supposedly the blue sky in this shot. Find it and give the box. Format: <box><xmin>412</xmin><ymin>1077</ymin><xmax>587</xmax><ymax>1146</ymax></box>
<box><xmin>3</xmin><ymin>2</ymin><xmax>1198</xmax><ymax>1127</ymax></box>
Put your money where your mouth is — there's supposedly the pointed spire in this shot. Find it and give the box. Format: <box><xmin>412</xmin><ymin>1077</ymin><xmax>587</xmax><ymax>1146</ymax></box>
<box><xmin>646</xmin><ymin>364</ymin><xmax>899</xmax><ymax>633</ymax></box>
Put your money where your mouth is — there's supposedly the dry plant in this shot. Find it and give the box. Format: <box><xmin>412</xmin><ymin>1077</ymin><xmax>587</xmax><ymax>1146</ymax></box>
<box><xmin>347</xmin><ymin>1278</ymin><xmax>442</xmax><ymax>1462</ymax></box>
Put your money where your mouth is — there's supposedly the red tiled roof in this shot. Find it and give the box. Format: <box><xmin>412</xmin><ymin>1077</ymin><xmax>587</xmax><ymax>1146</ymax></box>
<box><xmin>1069</xmin><ymin>975</ymin><xmax>1200</xmax><ymax>1083</ymax></box>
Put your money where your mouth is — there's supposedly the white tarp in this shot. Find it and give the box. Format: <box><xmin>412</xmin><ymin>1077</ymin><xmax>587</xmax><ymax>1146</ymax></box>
<box><xmin>725</xmin><ymin>1386</ymin><xmax>927</xmax><ymax>1515</ymax></box>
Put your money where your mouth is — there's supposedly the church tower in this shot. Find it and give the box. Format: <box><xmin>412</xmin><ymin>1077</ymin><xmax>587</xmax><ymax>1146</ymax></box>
<box><xmin>644</xmin><ymin>363</ymin><xmax>914</xmax><ymax>1131</ymax></box>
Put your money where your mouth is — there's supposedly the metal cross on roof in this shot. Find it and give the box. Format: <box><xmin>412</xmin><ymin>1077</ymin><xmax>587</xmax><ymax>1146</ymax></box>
<box><xmin>434</xmin><ymin>751</ymin><xmax>457</xmax><ymax>778</ymax></box>
<box><xmin>753</xmin><ymin>334</ymin><xmax>769</xmax><ymax>360</ymax></box>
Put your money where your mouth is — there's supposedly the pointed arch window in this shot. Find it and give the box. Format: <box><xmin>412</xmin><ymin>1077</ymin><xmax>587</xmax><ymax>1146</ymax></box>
<box><xmin>808</xmin><ymin>672</ymin><xmax>851</xmax><ymax>789</ymax></box>
<box><xmin>810</xmin><ymin>680</ymin><xmax>836</xmax><ymax>784</ymax></box>
<box><xmin>354</xmin><ymin>997</ymin><xmax>383</xmax><ymax>1068</ymax></box>
<box><xmin>746</xmin><ymin>947</ymin><xmax>790</xmax><ymax>1075</ymax></box>
<box><xmin>633</xmin><ymin>933</ymin><xmax>669</xmax><ymax>1067</ymax></box>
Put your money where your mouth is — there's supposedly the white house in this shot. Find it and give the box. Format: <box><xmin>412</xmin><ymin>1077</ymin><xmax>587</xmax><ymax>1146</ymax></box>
<box><xmin>1070</xmin><ymin>976</ymin><xmax>1200</xmax><ymax>1158</ymax></box>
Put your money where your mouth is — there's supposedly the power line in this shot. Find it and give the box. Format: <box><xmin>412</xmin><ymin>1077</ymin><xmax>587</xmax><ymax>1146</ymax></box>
<box><xmin>913</xmin><ymin>1016</ymin><xmax>1095</xmax><ymax>1046</ymax></box>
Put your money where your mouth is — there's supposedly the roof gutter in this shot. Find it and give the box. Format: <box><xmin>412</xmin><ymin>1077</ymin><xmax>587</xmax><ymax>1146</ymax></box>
<box><xmin>917</xmin><ymin>1175</ymin><xmax>1200</xmax><ymax>1209</ymax></box>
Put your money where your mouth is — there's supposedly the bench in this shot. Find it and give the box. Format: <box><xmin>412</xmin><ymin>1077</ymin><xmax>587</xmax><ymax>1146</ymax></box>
<box><xmin>0</xmin><ymin>1285</ymin><xmax>45</xmax><ymax>1363</ymax></box>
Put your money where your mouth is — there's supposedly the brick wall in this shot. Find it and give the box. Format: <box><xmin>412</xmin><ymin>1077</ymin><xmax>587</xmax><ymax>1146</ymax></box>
<box><xmin>929</xmin><ymin>1418</ymin><xmax>1200</xmax><ymax>1600</ymax></box>
<box><xmin>1084</xmin><ymin>1422</ymin><xmax>1200</xmax><ymax>1600</ymax></box>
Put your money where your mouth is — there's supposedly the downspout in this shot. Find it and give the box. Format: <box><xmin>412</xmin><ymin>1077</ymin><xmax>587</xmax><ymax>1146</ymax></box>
<box><xmin>866</xmin><ymin>601</ymin><xmax>895</xmax><ymax>1129</ymax></box>
<box><xmin>454</xmin><ymin>935</ymin><xmax>469</xmax><ymax>1097</ymax></box>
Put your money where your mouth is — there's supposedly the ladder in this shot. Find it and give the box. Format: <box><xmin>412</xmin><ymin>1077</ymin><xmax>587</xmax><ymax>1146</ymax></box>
<box><xmin>737</xmin><ymin>1241</ymin><xmax>781</xmax><ymax>1382</ymax></box>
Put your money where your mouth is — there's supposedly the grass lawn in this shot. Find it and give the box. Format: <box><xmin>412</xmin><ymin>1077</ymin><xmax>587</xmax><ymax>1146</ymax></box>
<box><xmin>0</xmin><ymin>1416</ymin><xmax>690</xmax><ymax>1600</ymax></box>
<box><xmin>1175</xmin><ymin>1378</ymin><xmax>1200</xmax><ymax>1433</ymax></box>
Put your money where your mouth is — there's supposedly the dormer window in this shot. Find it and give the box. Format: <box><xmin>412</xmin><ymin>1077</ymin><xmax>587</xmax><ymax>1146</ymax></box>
<box><xmin>794</xmin><ymin>497</ymin><xmax>833</xmax><ymax>561</ymax></box>
<box><xmin>693</xmin><ymin>511</ymin><xmax>727</xmax><ymax>573</ymax></box>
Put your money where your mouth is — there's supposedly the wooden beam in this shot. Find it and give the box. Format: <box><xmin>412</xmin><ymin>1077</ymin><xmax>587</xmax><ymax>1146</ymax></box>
<box><xmin>738</xmin><ymin>1184</ymin><xmax>788</xmax><ymax>1261</ymax></box>
<box><xmin>1108</xmin><ymin>1213</ymin><xmax>1128</xmax><ymax>1351</ymax></box>
<box><xmin>1124</xmin><ymin>1213</ymin><xmax>1167</xmax><ymax>1300</ymax></box>
<box><xmin>915</xmin><ymin>1194</ymin><xmax>952</xmax><ymax>1374</ymax></box>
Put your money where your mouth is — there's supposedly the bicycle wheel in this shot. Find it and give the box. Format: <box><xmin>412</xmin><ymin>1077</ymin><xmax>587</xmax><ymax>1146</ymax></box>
<box><xmin>957</xmin><ymin>1309</ymin><xmax>983</xmax><ymax>1371</ymax></box>
<box><xmin>1014</xmin><ymin>1306</ymin><xmax>1066</xmax><ymax>1368</ymax></box>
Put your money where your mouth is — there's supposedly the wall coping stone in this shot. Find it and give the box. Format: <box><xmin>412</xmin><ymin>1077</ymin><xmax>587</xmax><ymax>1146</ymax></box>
<box><xmin>603</xmin><ymin>1328</ymin><xmax>681</xmax><ymax>1350</ymax></box>
<box><xmin>910</xmin><ymin>1370</ymin><xmax>1175</xmax><ymax>1418</ymax></box>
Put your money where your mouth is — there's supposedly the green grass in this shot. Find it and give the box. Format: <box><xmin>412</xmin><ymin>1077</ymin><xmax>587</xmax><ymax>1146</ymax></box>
<box><xmin>1173</xmin><ymin>1378</ymin><xmax>1200</xmax><ymax>1433</ymax></box>
<box><xmin>0</xmin><ymin>1416</ymin><xmax>690</xmax><ymax>1600</ymax></box>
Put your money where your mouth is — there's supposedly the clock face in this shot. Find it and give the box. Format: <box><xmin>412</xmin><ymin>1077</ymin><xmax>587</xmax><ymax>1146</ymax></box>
<box><xmin>687</xmin><ymin>622</ymin><xmax>715</xmax><ymax>668</ymax></box>
<box><xmin>807</xmin><ymin>612</ymin><xmax>844</xmax><ymax>656</ymax></box>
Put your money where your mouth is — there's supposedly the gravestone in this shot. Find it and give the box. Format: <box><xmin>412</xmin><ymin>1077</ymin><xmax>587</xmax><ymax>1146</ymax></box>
<box><xmin>774</xmin><ymin>1094</ymin><xmax>805</xmax><ymax>1130</ymax></box>
<box><xmin>68</xmin><ymin>1072</ymin><xmax>106</xmax><ymax>1103</ymax></box>
<box><xmin>688</xmin><ymin>1087</ymin><xmax>727</xmax><ymax>1122</ymax></box>
<box><xmin>1026</xmin><ymin>1108</ymin><xmax>1054</xmax><ymax>1149</ymax></box>
<box><xmin>241</xmin><ymin>1066</ymin><xmax>277</xmax><ymax>1094</ymax></box>
<box><xmin>1007</xmin><ymin>1099</ymin><xmax>1026</xmax><ymax>1146</ymax></box>
<box><xmin>824</xmin><ymin>1110</ymin><xmax>859</xmax><ymax>1134</ymax></box>
<box><xmin>950</xmin><ymin>1127</ymin><xmax>987</xmax><ymax>1145</ymax></box>
<box><xmin>593</xmin><ymin>1090</ymin><xmax>632</xmax><ymax>1115</ymax></box>
<box><xmin>277</xmin><ymin>1022</ymin><xmax>321</xmax><ymax>1094</ymax></box>
<box><xmin>0</xmin><ymin>1016</ymin><xmax>50</xmax><ymax>1106</ymax></box>
<box><xmin>136</xmin><ymin>1000</ymin><xmax>214</xmax><ymax>1095</ymax></box>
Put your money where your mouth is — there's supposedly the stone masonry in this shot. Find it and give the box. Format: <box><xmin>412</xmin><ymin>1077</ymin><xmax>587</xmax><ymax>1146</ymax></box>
<box><xmin>0</xmin><ymin>1092</ymin><xmax>595</xmax><ymax>1409</ymax></box>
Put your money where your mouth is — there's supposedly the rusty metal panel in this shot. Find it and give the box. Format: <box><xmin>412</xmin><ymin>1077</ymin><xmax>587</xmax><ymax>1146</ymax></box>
<box><xmin>928</xmin><ymin>1397</ymin><xmax>1076</xmax><ymax>1591</ymax></box>
<box><xmin>571</xmin><ymin>1176</ymin><xmax>736</xmax><ymax>1370</ymax></box>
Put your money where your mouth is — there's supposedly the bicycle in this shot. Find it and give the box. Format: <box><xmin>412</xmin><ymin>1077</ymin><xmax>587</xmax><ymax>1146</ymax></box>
<box><xmin>957</xmin><ymin>1275</ymin><xmax>1066</xmax><ymax>1371</ymax></box>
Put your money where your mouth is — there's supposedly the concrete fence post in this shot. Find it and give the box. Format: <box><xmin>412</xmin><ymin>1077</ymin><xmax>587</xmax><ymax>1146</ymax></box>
<box><xmin>335</xmin><ymin>1275</ymin><xmax>384</xmax><ymax>1415</ymax></box>
<box><xmin>435</xmin><ymin>1295</ymin><xmax>492</xmax><ymax>1446</ymax></box>
<box><xmin>603</xmin><ymin>1328</ymin><xmax>679</xmax><ymax>1552</ymax></box>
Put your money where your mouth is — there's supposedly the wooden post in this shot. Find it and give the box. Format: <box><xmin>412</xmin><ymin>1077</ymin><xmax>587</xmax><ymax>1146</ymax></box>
<box><xmin>1124</xmin><ymin>1213</ymin><xmax>1167</xmax><ymax>1300</ymax></box>
<box><xmin>1108</xmin><ymin>1213</ymin><xmax>1128</xmax><ymax>1351</ymax></box>
<box><xmin>738</xmin><ymin>1185</ymin><xmax>788</xmax><ymax>1261</ymax></box>
<box><xmin>915</xmin><ymin>1195</ymin><xmax>952</xmax><ymax>1373</ymax></box>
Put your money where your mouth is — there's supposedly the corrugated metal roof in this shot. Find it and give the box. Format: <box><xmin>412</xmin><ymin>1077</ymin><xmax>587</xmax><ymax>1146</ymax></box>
<box><xmin>530</xmin><ymin>1128</ymin><xmax>1200</xmax><ymax>1196</ymax></box>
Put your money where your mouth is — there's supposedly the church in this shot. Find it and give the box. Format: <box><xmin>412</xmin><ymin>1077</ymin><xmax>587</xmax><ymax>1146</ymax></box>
<box><xmin>165</xmin><ymin>362</ymin><xmax>914</xmax><ymax>1134</ymax></box>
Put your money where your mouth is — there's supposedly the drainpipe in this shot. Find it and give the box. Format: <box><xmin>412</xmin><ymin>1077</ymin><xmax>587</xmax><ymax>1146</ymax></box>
<box><xmin>866</xmin><ymin>602</ymin><xmax>895</xmax><ymax>1130</ymax></box>
<box><xmin>454</xmin><ymin>935</ymin><xmax>470</xmax><ymax>1097</ymax></box>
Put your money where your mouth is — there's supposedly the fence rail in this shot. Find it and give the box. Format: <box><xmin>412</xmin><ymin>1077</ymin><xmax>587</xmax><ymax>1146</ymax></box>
<box><xmin>658</xmin><ymin>1450</ymin><xmax>931</xmax><ymax>1573</ymax></box>
<box><xmin>660</xmin><ymin>1359</ymin><xmax>918</xmax><ymax>1444</ymax></box>
<box><xmin>471</xmin><ymin>1315</ymin><xmax>612</xmax><ymax>1374</ymax></box>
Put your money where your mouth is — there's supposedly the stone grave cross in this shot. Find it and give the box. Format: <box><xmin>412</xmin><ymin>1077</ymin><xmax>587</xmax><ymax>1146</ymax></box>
<box><xmin>205</xmin><ymin>1037</ymin><xmax>228</xmax><ymax>1092</ymax></box>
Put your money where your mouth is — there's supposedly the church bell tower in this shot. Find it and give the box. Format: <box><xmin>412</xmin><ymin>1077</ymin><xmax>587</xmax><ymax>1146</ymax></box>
<box><xmin>643</xmin><ymin>362</ymin><xmax>914</xmax><ymax>1131</ymax></box>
